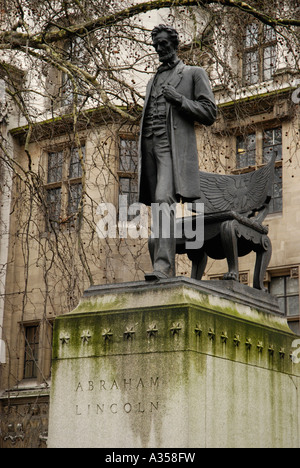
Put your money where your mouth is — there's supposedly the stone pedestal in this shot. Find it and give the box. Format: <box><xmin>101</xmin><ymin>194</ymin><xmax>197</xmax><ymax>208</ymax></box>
<box><xmin>48</xmin><ymin>278</ymin><xmax>300</xmax><ymax>448</ymax></box>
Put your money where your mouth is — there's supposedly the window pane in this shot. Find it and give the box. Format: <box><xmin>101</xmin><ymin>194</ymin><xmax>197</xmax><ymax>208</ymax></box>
<box><xmin>24</xmin><ymin>326</ymin><xmax>39</xmax><ymax>379</ymax></box>
<box><xmin>263</xmin><ymin>128</ymin><xmax>282</xmax><ymax>163</ymax></box>
<box><xmin>264</xmin><ymin>25</ymin><xmax>276</xmax><ymax>43</ymax></box>
<box><xmin>275</xmin><ymin>297</ymin><xmax>285</xmax><ymax>315</ymax></box>
<box><xmin>236</xmin><ymin>134</ymin><xmax>256</xmax><ymax>168</ymax></box>
<box><xmin>286</xmin><ymin>277</ymin><xmax>299</xmax><ymax>295</ymax></box>
<box><xmin>129</xmin><ymin>177</ymin><xmax>138</xmax><ymax>206</ymax></box>
<box><xmin>69</xmin><ymin>146</ymin><xmax>85</xmax><ymax>179</ymax></box>
<box><xmin>270</xmin><ymin>196</ymin><xmax>282</xmax><ymax>214</ymax></box>
<box><xmin>119</xmin><ymin>138</ymin><xmax>138</xmax><ymax>172</ymax></box>
<box><xmin>287</xmin><ymin>295</ymin><xmax>299</xmax><ymax>317</ymax></box>
<box><xmin>119</xmin><ymin>177</ymin><xmax>138</xmax><ymax>202</ymax></box>
<box><xmin>264</xmin><ymin>130</ymin><xmax>283</xmax><ymax>215</ymax></box>
<box><xmin>269</xmin><ymin>166</ymin><xmax>282</xmax><ymax>214</ymax></box>
<box><xmin>61</xmin><ymin>73</ymin><xmax>73</xmax><ymax>107</ymax></box>
<box><xmin>270</xmin><ymin>276</ymin><xmax>300</xmax><ymax>319</ymax></box>
<box><xmin>270</xmin><ymin>276</ymin><xmax>285</xmax><ymax>296</ymax></box>
<box><xmin>288</xmin><ymin>321</ymin><xmax>300</xmax><ymax>335</ymax></box>
<box><xmin>119</xmin><ymin>177</ymin><xmax>138</xmax><ymax>220</ymax></box>
<box><xmin>245</xmin><ymin>23</ymin><xmax>259</xmax><ymax>47</ymax></box>
<box><xmin>67</xmin><ymin>184</ymin><xmax>82</xmax><ymax>228</ymax></box>
<box><xmin>61</xmin><ymin>39</ymin><xmax>86</xmax><ymax>106</ymax></box>
<box><xmin>68</xmin><ymin>183</ymin><xmax>82</xmax><ymax>216</ymax></box>
<box><xmin>263</xmin><ymin>45</ymin><xmax>276</xmax><ymax>81</ymax></box>
<box><xmin>244</xmin><ymin>51</ymin><xmax>259</xmax><ymax>85</ymax></box>
<box><xmin>48</xmin><ymin>151</ymin><xmax>63</xmax><ymax>183</ymax></box>
<box><xmin>273</xmin><ymin>180</ymin><xmax>282</xmax><ymax>199</ymax></box>
<box><xmin>47</xmin><ymin>187</ymin><xmax>61</xmax><ymax>220</ymax></box>
<box><xmin>61</xmin><ymin>76</ymin><xmax>85</xmax><ymax>107</ymax></box>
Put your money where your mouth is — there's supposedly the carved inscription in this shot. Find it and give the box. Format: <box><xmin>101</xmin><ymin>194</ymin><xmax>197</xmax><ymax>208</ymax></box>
<box><xmin>74</xmin><ymin>377</ymin><xmax>160</xmax><ymax>415</ymax></box>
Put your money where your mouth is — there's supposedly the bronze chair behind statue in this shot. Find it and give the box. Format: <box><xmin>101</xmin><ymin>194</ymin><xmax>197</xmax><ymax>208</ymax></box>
<box><xmin>176</xmin><ymin>153</ymin><xmax>277</xmax><ymax>291</ymax></box>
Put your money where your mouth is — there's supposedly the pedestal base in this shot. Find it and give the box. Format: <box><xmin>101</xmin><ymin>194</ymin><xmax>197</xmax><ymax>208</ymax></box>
<box><xmin>48</xmin><ymin>278</ymin><xmax>300</xmax><ymax>448</ymax></box>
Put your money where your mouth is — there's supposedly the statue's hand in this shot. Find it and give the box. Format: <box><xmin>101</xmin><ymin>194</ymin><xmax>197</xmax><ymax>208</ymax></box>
<box><xmin>163</xmin><ymin>85</ymin><xmax>183</xmax><ymax>106</ymax></box>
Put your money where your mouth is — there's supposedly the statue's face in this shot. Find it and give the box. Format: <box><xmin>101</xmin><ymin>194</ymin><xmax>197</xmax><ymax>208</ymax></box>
<box><xmin>153</xmin><ymin>31</ymin><xmax>176</xmax><ymax>63</ymax></box>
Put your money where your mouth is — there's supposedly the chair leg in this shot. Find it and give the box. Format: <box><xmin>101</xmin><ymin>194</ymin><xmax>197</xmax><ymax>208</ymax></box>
<box><xmin>188</xmin><ymin>249</ymin><xmax>208</xmax><ymax>281</ymax></box>
<box><xmin>220</xmin><ymin>220</ymin><xmax>239</xmax><ymax>281</ymax></box>
<box><xmin>253</xmin><ymin>236</ymin><xmax>272</xmax><ymax>291</ymax></box>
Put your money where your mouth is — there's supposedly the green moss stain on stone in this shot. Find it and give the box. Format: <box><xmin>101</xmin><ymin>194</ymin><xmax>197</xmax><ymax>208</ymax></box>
<box><xmin>51</xmin><ymin>298</ymin><xmax>299</xmax><ymax>379</ymax></box>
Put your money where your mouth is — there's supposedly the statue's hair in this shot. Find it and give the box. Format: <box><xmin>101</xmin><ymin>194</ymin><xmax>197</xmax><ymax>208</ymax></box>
<box><xmin>151</xmin><ymin>24</ymin><xmax>180</xmax><ymax>50</ymax></box>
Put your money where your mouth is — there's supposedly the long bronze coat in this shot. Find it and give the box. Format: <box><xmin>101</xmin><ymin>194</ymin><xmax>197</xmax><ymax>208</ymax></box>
<box><xmin>138</xmin><ymin>61</ymin><xmax>217</xmax><ymax>206</ymax></box>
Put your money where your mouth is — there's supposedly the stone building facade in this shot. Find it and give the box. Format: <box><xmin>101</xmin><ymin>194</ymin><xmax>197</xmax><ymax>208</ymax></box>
<box><xmin>0</xmin><ymin>10</ymin><xmax>300</xmax><ymax>448</ymax></box>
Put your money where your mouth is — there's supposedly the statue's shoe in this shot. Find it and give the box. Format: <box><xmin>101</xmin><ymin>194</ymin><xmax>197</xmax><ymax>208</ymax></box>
<box><xmin>145</xmin><ymin>271</ymin><xmax>170</xmax><ymax>281</ymax></box>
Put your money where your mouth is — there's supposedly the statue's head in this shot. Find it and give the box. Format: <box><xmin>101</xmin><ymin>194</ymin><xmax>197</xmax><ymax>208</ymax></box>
<box><xmin>151</xmin><ymin>24</ymin><xmax>179</xmax><ymax>63</ymax></box>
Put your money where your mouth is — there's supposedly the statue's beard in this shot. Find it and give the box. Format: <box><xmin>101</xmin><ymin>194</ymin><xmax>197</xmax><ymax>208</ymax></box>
<box><xmin>158</xmin><ymin>50</ymin><xmax>176</xmax><ymax>63</ymax></box>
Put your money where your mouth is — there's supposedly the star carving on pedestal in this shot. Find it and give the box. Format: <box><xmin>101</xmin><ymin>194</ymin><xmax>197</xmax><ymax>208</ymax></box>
<box><xmin>220</xmin><ymin>331</ymin><xmax>228</xmax><ymax>343</ymax></box>
<box><xmin>147</xmin><ymin>324</ymin><xmax>158</xmax><ymax>338</ymax></box>
<box><xmin>81</xmin><ymin>330</ymin><xmax>91</xmax><ymax>344</ymax></box>
<box><xmin>59</xmin><ymin>332</ymin><xmax>70</xmax><ymax>345</ymax></box>
<box><xmin>233</xmin><ymin>334</ymin><xmax>241</xmax><ymax>347</ymax></box>
<box><xmin>279</xmin><ymin>347</ymin><xmax>285</xmax><ymax>359</ymax></box>
<box><xmin>257</xmin><ymin>341</ymin><xmax>264</xmax><ymax>353</ymax></box>
<box><xmin>268</xmin><ymin>344</ymin><xmax>274</xmax><ymax>356</ymax></box>
<box><xmin>245</xmin><ymin>338</ymin><xmax>252</xmax><ymax>350</ymax></box>
<box><xmin>170</xmin><ymin>323</ymin><xmax>182</xmax><ymax>336</ymax></box>
<box><xmin>102</xmin><ymin>328</ymin><xmax>113</xmax><ymax>341</ymax></box>
<box><xmin>124</xmin><ymin>326</ymin><xmax>136</xmax><ymax>340</ymax></box>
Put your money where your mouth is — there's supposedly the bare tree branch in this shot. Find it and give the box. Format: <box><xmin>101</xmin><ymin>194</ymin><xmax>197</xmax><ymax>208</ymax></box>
<box><xmin>0</xmin><ymin>0</ymin><xmax>298</xmax><ymax>52</ymax></box>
